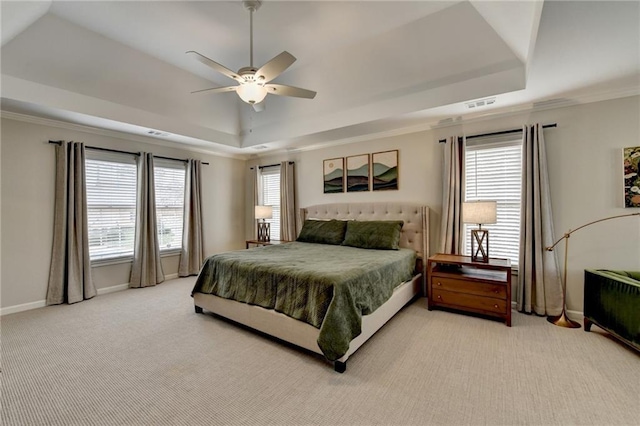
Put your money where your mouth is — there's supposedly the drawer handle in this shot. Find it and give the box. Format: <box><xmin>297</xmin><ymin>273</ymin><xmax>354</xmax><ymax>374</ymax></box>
<box><xmin>494</xmin><ymin>304</ymin><xmax>499</xmax><ymax>308</ymax></box>
<box><xmin>437</xmin><ymin>295</ymin><xmax>442</xmax><ymax>300</ymax></box>
<box><xmin>494</xmin><ymin>290</ymin><xmax>499</xmax><ymax>294</ymax></box>
<box><xmin>437</xmin><ymin>282</ymin><xmax>442</xmax><ymax>286</ymax></box>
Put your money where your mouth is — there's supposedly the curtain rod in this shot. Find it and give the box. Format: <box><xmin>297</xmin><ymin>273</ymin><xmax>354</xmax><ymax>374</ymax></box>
<box><xmin>250</xmin><ymin>161</ymin><xmax>294</xmax><ymax>170</ymax></box>
<box><xmin>438</xmin><ymin>123</ymin><xmax>557</xmax><ymax>143</ymax></box>
<box><xmin>48</xmin><ymin>141</ymin><xmax>209</xmax><ymax>165</ymax></box>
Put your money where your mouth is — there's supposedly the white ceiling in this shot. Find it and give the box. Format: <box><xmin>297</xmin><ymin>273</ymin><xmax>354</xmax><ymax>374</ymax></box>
<box><xmin>1</xmin><ymin>1</ymin><xmax>639</xmax><ymax>157</ymax></box>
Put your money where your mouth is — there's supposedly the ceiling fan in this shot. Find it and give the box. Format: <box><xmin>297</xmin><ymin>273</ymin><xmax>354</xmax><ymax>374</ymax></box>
<box><xmin>187</xmin><ymin>0</ymin><xmax>316</xmax><ymax>112</ymax></box>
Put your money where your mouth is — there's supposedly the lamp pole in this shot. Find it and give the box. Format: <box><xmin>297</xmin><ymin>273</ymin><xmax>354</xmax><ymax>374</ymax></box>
<box><xmin>546</xmin><ymin>212</ymin><xmax>640</xmax><ymax>328</ymax></box>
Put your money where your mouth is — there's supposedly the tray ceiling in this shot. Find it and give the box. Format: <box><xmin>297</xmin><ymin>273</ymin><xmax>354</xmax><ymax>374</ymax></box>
<box><xmin>1</xmin><ymin>1</ymin><xmax>638</xmax><ymax>155</ymax></box>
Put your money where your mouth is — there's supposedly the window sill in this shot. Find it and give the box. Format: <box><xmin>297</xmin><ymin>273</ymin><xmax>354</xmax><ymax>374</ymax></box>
<box><xmin>160</xmin><ymin>249</ymin><xmax>181</xmax><ymax>258</ymax></box>
<box><xmin>91</xmin><ymin>256</ymin><xmax>133</xmax><ymax>267</ymax></box>
<box><xmin>91</xmin><ymin>250</ymin><xmax>181</xmax><ymax>267</ymax></box>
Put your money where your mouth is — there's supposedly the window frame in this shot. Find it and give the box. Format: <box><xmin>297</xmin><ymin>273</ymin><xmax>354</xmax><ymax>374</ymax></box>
<box><xmin>259</xmin><ymin>166</ymin><xmax>281</xmax><ymax>241</ymax></box>
<box><xmin>463</xmin><ymin>135</ymin><xmax>523</xmax><ymax>272</ymax></box>
<box><xmin>85</xmin><ymin>150</ymin><xmax>138</xmax><ymax>265</ymax></box>
<box><xmin>154</xmin><ymin>158</ymin><xmax>186</xmax><ymax>255</ymax></box>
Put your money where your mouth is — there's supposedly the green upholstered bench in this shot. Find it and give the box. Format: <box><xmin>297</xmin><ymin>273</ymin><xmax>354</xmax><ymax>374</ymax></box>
<box><xmin>584</xmin><ymin>270</ymin><xmax>640</xmax><ymax>351</ymax></box>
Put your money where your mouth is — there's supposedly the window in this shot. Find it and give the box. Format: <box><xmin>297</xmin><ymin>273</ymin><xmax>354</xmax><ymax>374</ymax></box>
<box><xmin>260</xmin><ymin>167</ymin><xmax>281</xmax><ymax>241</ymax></box>
<box><xmin>464</xmin><ymin>136</ymin><xmax>522</xmax><ymax>267</ymax></box>
<box><xmin>85</xmin><ymin>151</ymin><xmax>137</xmax><ymax>261</ymax></box>
<box><xmin>154</xmin><ymin>160</ymin><xmax>186</xmax><ymax>251</ymax></box>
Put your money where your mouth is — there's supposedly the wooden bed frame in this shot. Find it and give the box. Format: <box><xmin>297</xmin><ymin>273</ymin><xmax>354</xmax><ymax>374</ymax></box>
<box><xmin>194</xmin><ymin>202</ymin><xmax>429</xmax><ymax>372</ymax></box>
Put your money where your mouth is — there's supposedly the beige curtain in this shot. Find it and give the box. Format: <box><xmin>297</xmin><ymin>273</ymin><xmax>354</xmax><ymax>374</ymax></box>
<box><xmin>438</xmin><ymin>136</ymin><xmax>465</xmax><ymax>254</ymax></box>
<box><xmin>130</xmin><ymin>153</ymin><xmax>164</xmax><ymax>288</ymax></box>
<box><xmin>517</xmin><ymin>124</ymin><xmax>562</xmax><ymax>315</ymax></box>
<box><xmin>47</xmin><ymin>141</ymin><xmax>96</xmax><ymax>305</ymax></box>
<box><xmin>179</xmin><ymin>160</ymin><xmax>204</xmax><ymax>277</ymax></box>
<box><xmin>280</xmin><ymin>161</ymin><xmax>297</xmax><ymax>241</ymax></box>
<box><xmin>251</xmin><ymin>167</ymin><xmax>259</xmax><ymax>239</ymax></box>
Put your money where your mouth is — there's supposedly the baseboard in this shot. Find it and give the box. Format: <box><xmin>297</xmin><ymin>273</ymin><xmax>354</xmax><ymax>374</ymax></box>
<box><xmin>0</xmin><ymin>300</ymin><xmax>47</xmax><ymax>316</ymax></box>
<box><xmin>510</xmin><ymin>301</ymin><xmax>584</xmax><ymax>321</ymax></box>
<box><xmin>1</xmin><ymin>274</ymin><xmax>184</xmax><ymax>316</ymax></box>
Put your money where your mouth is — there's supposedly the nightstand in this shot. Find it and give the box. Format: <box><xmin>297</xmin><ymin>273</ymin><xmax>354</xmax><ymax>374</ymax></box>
<box><xmin>427</xmin><ymin>253</ymin><xmax>512</xmax><ymax>326</ymax></box>
<box><xmin>245</xmin><ymin>239</ymin><xmax>289</xmax><ymax>249</ymax></box>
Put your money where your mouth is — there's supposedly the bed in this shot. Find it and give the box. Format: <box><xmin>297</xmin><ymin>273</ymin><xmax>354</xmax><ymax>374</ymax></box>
<box><xmin>192</xmin><ymin>202</ymin><xmax>429</xmax><ymax>372</ymax></box>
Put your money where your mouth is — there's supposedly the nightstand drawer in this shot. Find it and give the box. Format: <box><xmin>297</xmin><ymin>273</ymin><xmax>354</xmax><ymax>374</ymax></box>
<box><xmin>431</xmin><ymin>276</ymin><xmax>506</xmax><ymax>299</ymax></box>
<box><xmin>431</xmin><ymin>289</ymin><xmax>507</xmax><ymax>314</ymax></box>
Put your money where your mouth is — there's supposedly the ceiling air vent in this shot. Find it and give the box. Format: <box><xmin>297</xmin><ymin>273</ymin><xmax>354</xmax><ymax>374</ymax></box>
<box><xmin>465</xmin><ymin>97</ymin><xmax>496</xmax><ymax>110</ymax></box>
<box><xmin>147</xmin><ymin>130</ymin><xmax>170</xmax><ymax>137</ymax></box>
<box><xmin>252</xmin><ymin>145</ymin><xmax>268</xmax><ymax>150</ymax></box>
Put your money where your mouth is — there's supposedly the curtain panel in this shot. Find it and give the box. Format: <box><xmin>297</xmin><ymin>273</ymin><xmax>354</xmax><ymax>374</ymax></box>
<box><xmin>438</xmin><ymin>136</ymin><xmax>465</xmax><ymax>254</ymax></box>
<box><xmin>517</xmin><ymin>124</ymin><xmax>562</xmax><ymax>315</ymax></box>
<box><xmin>47</xmin><ymin>141</ymin><xmax>96</xmax><ymax>305</ymax></box>
<box><xmin>251</xmin><ymin>167</ymin><xmax>259</xmax><ymax>239</ymax></box>
<box><xmin>179</xmin><ymin>159</ymin><xmax>205</xmax><ymax>277</ymax></box>
<box><xmin>130</xmin><ymin>153</ymin><xmax>164</xmax><ymax>288</ymax></box>
<box><xmin>280</xmin><ymin>161</ymin><xmax>297</xmax><ymax>241</ymax></box>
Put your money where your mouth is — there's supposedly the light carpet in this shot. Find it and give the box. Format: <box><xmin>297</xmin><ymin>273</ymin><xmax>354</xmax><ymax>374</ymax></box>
<box><xmin>1</xmin><ymin>277</ymin><xmax>638</xmax><ymax>425</ymax></box>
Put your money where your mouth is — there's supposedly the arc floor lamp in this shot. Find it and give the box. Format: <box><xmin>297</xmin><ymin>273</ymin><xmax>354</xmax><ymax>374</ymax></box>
<box><xmin>545</xmin><ymin>212</ymin><xmax>640</xmax><ymax>328</ymax></box>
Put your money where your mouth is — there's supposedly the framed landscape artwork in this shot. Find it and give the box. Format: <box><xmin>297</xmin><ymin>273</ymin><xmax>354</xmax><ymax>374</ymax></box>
<box><xmin>346</xmin><ymin>154</ymin><xmax>370</xmax><ymax>192</ymax></box>
<box><xmin>623</xmin><ymin>146</ymin><xmax>640</xmax><ymax>207</ymax></box>
<box><xmin>372</xmin><ymin>150</ymin><xmax>399</xmax><ymax>191</ymax></box>
<box><xmin>323</xmin><ymin>157</ymin><xmax>344</xmax><ymax>193</ymax></box>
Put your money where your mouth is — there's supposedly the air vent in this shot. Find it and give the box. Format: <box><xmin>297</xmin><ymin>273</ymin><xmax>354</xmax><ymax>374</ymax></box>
<box><xmin>465</xmin><ymin>97</ymin><xmax>496</xmax><ymax>110</ymax></box>
<box><xmin>252</xmin><ymin>145</ymin><xmax>268</xmax><ymax>150</ymax></box>
<box><xmin>147</xmin><ymin>130</ymin><xmax>170</xmax><ymax>137</ymax></box>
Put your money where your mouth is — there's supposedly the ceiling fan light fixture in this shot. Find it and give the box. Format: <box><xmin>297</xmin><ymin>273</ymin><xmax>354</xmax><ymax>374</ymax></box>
<box><xmin>237</xmin><ymin>82</ymin><xmax>268</xmax><ymax>104</ymax></box>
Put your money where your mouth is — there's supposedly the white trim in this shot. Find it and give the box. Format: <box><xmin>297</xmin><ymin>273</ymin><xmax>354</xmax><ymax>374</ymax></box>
<box><xmin>0</xmin><ymin>110</ymin><xmax>249</xmax><ymax>160</ymax></box>
<box><xmin>0</xmin><ymin>300</ymin><xmax>47</xmax><ymax>316</ymax></box>
<box><xmin>261</xmin><ymin>89</ymin><xmax>640</xmax><ymax>157</ymax></box>
<box><xmin>97</xmin><ymin>283</ymin><xmax>129</xmax><ymax>296</ymax></box>
<box><xmin>1</xmin><ymin>273</ymin><xmax>181</xmax><ymax>316</ymax></box>
<box><xmin>510</xmin><ymin>301</ymin><xmax>584</xmax><ymax>322</ymax></box>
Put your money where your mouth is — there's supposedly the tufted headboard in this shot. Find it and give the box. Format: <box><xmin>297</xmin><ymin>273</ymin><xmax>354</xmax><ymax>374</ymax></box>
<box><xmin>300</xmin><ymin>202</ymin><xmax>429</xmax><ymax>262</ymax></box>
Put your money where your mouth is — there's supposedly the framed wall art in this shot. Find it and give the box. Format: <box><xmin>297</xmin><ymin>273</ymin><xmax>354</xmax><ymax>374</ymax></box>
<box><xmin>623</xmin><ymin>146</ymin><xmax>640</xmax><ymax>208</ymax></box>
<box><xmin>372</xmin><ymin>150</ymin><xmax>398</xmax><ymax>191</ymax></box>
<box><xmin>323</xmin><ymin>157</ymin><xmax>344</xmax><ymax>193</ymax></box>
<box><xmin>346</xmin><ymin>154</ymin><xmax>370</xmax><ymax>192</ymax></box>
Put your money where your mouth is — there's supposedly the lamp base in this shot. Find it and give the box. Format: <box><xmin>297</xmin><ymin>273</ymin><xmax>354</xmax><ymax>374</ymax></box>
<box><xmin>470</xmin><ymin>229</ymin><xmax>489</xmax><ymax>262</ymax></box>
<box><xmin>547</xmin><ymin>310</ymin><xmax>581</xmax><ymax>328</ymax></box>
<box><xmin>257</xmin><ymin>221</ymin><xmax>270</xmax><ymax>242</ymax></box>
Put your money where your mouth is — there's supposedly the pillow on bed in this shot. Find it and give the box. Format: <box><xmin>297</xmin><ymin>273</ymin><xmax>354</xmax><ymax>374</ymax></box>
<box><xmin>297</xmin><ymin>219</ymin><xmax>347</xmax><ymax>245</ymax></box>
<box><xmin>342</xmin><ymin>220</ymin><xmax>404</xmax><ymax>250</ymax></box>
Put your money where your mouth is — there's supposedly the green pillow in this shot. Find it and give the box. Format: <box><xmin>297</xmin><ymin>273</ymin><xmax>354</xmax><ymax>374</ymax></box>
<box><xmin>342</xmin><ymin>220</ymin><xmax>404</xmax><ymax>250</ymax></box>
<box><xmin>297</xmin><ymin>219</ymin><xmax>347</xmax><ymax>245</ymax></box>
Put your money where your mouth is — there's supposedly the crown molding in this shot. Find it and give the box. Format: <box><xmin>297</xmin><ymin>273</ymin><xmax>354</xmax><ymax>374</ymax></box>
<box><xmin>0</xmin><ymin>110</ymin><xmax>250</xmax><ymax>161</ymax></box>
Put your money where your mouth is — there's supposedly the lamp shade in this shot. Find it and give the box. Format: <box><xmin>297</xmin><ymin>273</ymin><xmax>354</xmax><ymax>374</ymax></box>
<box><xmin>255</xmin><ymin>205</ymin><xmax>273</xmax><ymax>220</ymax></box>
<box><xmin>237</xmin><ymin>82</ymin><xmax>268</xmax><ymax>104</ymax></box>
<box><xmin>463</xmin><ymin>201</ymin><xmax>497</xmax><ymax>224</ymax></box>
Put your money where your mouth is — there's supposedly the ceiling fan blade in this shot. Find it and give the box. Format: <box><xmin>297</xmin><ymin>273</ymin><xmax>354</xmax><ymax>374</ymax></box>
<box><xmin>186</xmin><ymin>51</ymin><xmax>244</xmax><ymax>84</ymax></box>
<box><xmin>252</xmin><ymin>100</ymin><xmax>266</xmax><ymax>112</ymax></box>
<box><xmin>255</xmin><ymin>51</ymin><xmax>296</xmax><ymax>83</ymax></box>
<box><xmin>265</xmin><ymin>84</ymin><xmax>316</xmax><ymax>99</ymax></box>
<box><xmin>190</xmin><ymin>86</ymin><xmax>238</xmax><ymax>95</ymax></box>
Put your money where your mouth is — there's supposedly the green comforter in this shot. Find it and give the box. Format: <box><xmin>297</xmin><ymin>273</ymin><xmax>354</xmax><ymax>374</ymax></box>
<box><xmin>192</xmin><ymin>242</ymin><xmax>416</xmax><ymax>360</ymax></box>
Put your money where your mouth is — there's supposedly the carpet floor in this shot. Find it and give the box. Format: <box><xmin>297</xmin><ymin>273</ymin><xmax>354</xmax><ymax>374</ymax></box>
<box><xmin>1</xmin><ymin>277</ymin><xmax>639</xmax><ymax>425</ymax></box>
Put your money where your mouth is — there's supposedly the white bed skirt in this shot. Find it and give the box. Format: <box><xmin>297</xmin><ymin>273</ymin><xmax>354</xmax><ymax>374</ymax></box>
<box><xmin>194</xmin><ymin>273</ymin><xmax>421</xmax><ymax>364</ymax></box>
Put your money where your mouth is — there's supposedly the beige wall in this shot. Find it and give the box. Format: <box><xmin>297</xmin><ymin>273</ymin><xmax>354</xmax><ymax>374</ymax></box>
<box><xmin>1</xmin><ymin>118</ymin><xmax>246</xmax><ymax>309</ymax></box>
<box><xmin>249</xmin><ymin>95</ymin><xmax>640</xmax><ymax>312</ymax></box>
<box><xmin>3</xmin><ymin>95</ymin><xmax>639</xmax><ymax>313</ymax></box>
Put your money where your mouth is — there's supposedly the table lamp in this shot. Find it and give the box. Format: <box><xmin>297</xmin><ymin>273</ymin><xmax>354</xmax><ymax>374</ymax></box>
<box><xmin>255</xmin><ymin>205</ymin><xmax>273</xmax><ymax>242</ymax></box>
<box><xmin>463</xmin><ymin>201</ymin><xmax>497</xmax><ymax>262</ymax></box>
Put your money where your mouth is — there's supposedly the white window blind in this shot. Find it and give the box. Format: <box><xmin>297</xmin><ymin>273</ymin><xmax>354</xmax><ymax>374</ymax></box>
<box><xmin>85</xmin><ymin>151</ymin><xmax>137</xmax><ymax>261</ymax></box>
<box><xmin>464</xmin><ymin>137</ymin><xmax>522</xmax><ymax>267</ymax></box>
<box><xmin>260</xmin><ymin>167</ymin><xmax>281</xmax><ymax>241</ymax></box>
<box><xmin>154</xmin><ymin>159</ymin><xmax>186</xmax><ymax>251</ymax></box>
